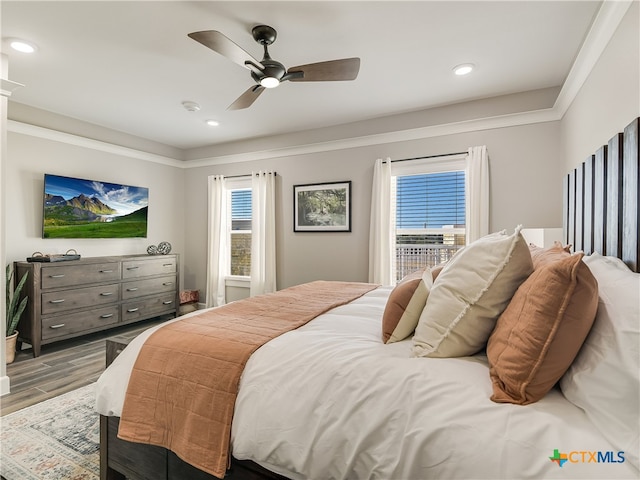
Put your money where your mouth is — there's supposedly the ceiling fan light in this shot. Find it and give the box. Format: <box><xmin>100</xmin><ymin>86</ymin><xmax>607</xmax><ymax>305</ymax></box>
<box><xmin>453</xmin><ymin>63</ymin><xmax>474</xmax><ymax>76</ymax></box>
<box><xmin>260</xmin><ymin>77</ymin><xmax>280</xmax><ymax>89</ymax></box>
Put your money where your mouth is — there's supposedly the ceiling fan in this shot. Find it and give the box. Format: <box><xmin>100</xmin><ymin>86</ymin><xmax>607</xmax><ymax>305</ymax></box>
<box><xmin>188</xmin><ymin>25</ymin><xmax>360</xmax><ymax>110</ymax></box>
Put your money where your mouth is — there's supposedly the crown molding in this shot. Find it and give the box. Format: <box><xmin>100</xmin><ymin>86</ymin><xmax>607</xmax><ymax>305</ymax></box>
<box><xmin>7</xmin><ymin>120</ymin><xmax>183</xmax><ymax>167</ymax></box>
<box><xmin>9</xmin><ymin>107</ymin><xmax>560</xmax><ymax>169</ymax></box>
<box><xmin>1</xmin><ymin>78</ymin><xmax>24</xmax><ymax>98</ymax></box>
<box><xmin>185</xmin><ymin>108</ymin><xmax>560</xmax><ymax>168</ymax></box>
<box><xmin>553</xmin><ymin>0</ymin><xmax>634</xmax><ymax>116</ymax></box>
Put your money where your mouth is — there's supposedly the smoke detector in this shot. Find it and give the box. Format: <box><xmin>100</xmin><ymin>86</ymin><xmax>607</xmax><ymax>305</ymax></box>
<box><xmin>182</xmin><ymin>101</ymin><xmax>201</xmax><ymax>112</ymax></box>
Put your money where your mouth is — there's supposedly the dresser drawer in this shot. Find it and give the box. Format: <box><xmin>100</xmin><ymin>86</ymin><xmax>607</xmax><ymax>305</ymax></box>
<box><xmin>42</xmin><ymin>283</ymin><xmax>120</xmax><ymax>315</ymax></box>
<box><xmin>122</xmin><ymin>275</ymin><xmax>177</xmax><ymax>300</ymax></box>
<box><xmin>42</xmin><ymin>306</ymin><xmax>120</xmax><ymax>340</ymax></box>
<box><xmin>41</xmin><ymin>262</ymin><xmax>121</xmax><ymax>289</ymax></box>
<box><xmin>122</xmin><ymin>293</ymin><xmax>177</xmax><ymax>322</ymax></box>
<box><xmin>122</xmin><ymin>258</ymin><xmax>177</xmax><ymax>279</ymax></box>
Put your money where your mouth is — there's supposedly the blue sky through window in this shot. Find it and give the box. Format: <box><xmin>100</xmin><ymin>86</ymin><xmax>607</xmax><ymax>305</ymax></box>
<box><xmin>396</xmin><ymin>172</ymin><xmax>465</xmax><ymax>228</ymax></box>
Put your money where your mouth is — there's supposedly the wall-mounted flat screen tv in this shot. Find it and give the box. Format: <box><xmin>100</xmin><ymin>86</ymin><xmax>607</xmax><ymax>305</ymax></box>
<box><xmin>43</xmin><ymin>174</ymin><xmax>148</xmax><ymax>239</ymax></box>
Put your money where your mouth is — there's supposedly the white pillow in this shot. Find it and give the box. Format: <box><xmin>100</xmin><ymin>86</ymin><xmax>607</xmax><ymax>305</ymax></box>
<box><xmin>412</xmin><ymin>226</ymin><xmax>533</xmax><ymax>358</ymax></box>
<box><xmin>560</xmin><ymin>253</ymin><xmax>640</xmax><ymax>470</ymax></box>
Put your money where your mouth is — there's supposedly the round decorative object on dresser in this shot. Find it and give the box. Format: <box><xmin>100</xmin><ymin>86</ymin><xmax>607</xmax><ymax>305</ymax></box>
<box><xmin>157</xmin><ymin>241</ymin><xmax>172</xmax><ymax>255</ymax></box>
<box><xmin>146</xmin><ymin>245</ymin><xmax>158</xmax><ymax>255</ymax></box>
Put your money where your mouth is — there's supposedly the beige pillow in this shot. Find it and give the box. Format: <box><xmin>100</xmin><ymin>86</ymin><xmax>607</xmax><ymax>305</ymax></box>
<box><xmin>382</xmin><ymin>267</ymin><xmax>442</xmax><ymax>344</ymax></box>
<box><xmin>412</xmin><ymin>226</ymin><xmax>533</xmax><ymax>358</ymax></box>
<box><xmin>487</xmin><ymin>252</ymin><xmax>598</xmax><ymax>404</ymax></box>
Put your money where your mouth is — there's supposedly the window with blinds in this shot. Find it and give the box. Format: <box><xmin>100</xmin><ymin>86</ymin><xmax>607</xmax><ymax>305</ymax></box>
<box><xmin>394</xmin><ymin>170</ymin><xmax>466</xmax><ymax>281</ymax></box>
<box><xmin>230</xmin><ymin>188</ymin><xmax>252</xmax><ymax>276</ymax></box>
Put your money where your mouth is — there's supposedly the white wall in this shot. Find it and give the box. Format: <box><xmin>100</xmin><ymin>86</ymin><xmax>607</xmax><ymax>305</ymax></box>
<box><xmin>184</xmin><ymin>120</ymin><xmax>562</xmax><ymax>298</ymax></box>
<box><xmin>561</xmin><ymin>2</ymin><xmax>640</xmax><ymax>172</ymax></box>
<box><xmin>5</xmin><ymin>132</ymin><xmax>185</xmax><ymax>269</ymax></box>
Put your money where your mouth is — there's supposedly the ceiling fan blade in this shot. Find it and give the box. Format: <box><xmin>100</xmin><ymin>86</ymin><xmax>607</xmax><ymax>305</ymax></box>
<box><xmin>188</xmin><ymin>30</ymin><xmax>263</xmax><ymax>73</ymax></box>
<box><xmin>228</xmin><ymin>85</ymin><xmax>265</xmax><ymax>110</ymax></box>
<box><xmin>287</xmin><ymin>58</ymin><xmax>360</xmax><ymax>82</ymax></box>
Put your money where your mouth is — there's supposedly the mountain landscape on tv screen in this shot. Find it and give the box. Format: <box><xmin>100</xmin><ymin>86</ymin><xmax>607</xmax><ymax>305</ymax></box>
<box><xmin>43</xmin><ymin>175</ymin><xmax>148</xmax><ymax>239</ymax></box>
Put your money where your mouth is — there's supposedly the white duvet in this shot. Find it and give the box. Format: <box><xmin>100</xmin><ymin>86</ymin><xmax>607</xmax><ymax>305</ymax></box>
<box><xmin>96</xmin><ymin>286</ymin><xmax>639</xmax><ymax>479</ymax></box>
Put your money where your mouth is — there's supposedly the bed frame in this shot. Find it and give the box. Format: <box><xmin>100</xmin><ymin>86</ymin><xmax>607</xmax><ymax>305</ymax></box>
<box><xmin>564</xmin><ymin>117</ymin><xmax>640</xmax><ymax>273</ymax></box>
<box><xmin>100</xmin><ymin>116</ymin><xmax>640</xmax><ymax>480</ymax></box>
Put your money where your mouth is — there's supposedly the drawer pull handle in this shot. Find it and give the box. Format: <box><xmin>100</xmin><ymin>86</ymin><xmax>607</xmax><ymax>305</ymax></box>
<box><xmin>127</xmin><ymin>266</ymin><xmax>140</xmax><ymax>270</ymax></box>
<box><xmin>100</xmin><ymin>269</ymin><xmax>114</xmax><ymax>273</ymax></box>
<box><xmin>126</xmin><ymin>287</ymin><xmax>138</xmax><ymax>292</ymax></box>
<box><xmin>163</xmin><ymin>282</ymin><xmax>173</xmax><ymax>286</ymax></box>
<box><xmin>163</xmin><ymin>300</ymin><xmax>173</xmax><ymax>305</ymax></box>
<box><xmin>50</xmin><ymin>324</ymin><xmax>65</xmax><ymax>329</ymax></box>
<box><xmin>49</xmin><ymin>299</ymin><xmax>65</xmax><ymax>304</ymax></box>
<box><xmin>127</xmin><ymin>307</ymin><xmax>139</xmax><ymax>313</ymax></box>
<box><xmin>163</xmin><ymin>263</ymin><xmax>173</xmax><ymax>267</ymax></box>
<box><xmin>100</xmin><ymin>292</ymin><xmax>114</xmax><ymax>296</ymax></box>
<box><xmin>50</xmin><ymin>274</ymin><xmax>65</xmax><ymax>278</ymax></box>
<box><xmin>100</xmin><ymin>313</ymin><xmax>114</xmax><ymax>319</ymax></box>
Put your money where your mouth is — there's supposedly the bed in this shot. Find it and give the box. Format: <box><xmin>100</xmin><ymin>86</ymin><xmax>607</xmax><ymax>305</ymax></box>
<box><xmin>96</xmin><ymin>117</ymin><xmax>640</xmax><ymax>480</ymax></box>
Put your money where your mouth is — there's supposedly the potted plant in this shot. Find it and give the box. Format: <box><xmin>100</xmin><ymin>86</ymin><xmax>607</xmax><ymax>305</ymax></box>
<box><xmin>6</xmin><ymin>264</ymin><xmax>28</xmax><ymax>364</ymax></box>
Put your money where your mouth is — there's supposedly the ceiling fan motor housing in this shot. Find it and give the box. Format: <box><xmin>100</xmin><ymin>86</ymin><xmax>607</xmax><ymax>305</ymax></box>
<box><xmin>252</xmin><ymin>25</ymin><xmax>277</xmax><ymax>45</ymax></box>
<box><xmin>251</xmin><ymin>25</ymin><xmax>286</xmax><ymax>85</ymax></box>
<box><xmin>252</xmin><ymin>60</ymin><xmax>286</xmax><ymax>84</ymax></box>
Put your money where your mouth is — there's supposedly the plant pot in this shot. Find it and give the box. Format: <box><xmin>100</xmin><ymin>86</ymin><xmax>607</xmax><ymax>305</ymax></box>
<box><xmin>6</xmin><ymin>331</ymin><xmax>18</xmax><ymax>364</ymax></box>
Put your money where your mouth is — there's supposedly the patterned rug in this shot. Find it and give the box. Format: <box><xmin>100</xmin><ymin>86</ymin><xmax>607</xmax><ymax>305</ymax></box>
<box><xmin>0</xmin><ymin>383</ymin><xmax>99</xmax><ymax>480</ymax></box>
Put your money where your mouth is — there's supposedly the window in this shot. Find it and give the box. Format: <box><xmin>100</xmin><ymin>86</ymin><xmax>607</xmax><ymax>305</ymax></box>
<box><xmin>229</xmin><ymin>187</ymin><xmax>252</xmax><ymax>277</ymax></box>
<box><xmin>392</xmin><ymin>158</ymin><xmax>466</xmax><ymax>282</ymax></box>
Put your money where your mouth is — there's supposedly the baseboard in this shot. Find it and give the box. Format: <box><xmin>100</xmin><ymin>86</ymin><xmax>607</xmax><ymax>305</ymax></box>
<box><xmin>0</xmin><ymin>375</ymin><xmax>10</xmax><ymax>396</ymax></box>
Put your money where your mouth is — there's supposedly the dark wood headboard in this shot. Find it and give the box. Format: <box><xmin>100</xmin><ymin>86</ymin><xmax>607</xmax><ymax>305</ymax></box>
<box><xmin>563</xmin><ymin>117</ymin><xmax>640</xmax><ymax>273</ymax></box>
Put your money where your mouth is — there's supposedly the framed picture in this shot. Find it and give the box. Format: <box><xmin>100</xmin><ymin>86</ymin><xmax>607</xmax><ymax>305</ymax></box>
<box><xmin>294</xmin><ymin>181</ymin><xmax>351</xmax><ymax>232</ymax></box>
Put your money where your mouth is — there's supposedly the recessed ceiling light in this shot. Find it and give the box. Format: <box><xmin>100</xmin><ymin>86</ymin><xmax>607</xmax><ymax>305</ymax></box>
<box><xmin>453</xmin><ymin>64</ymin><xmax>474</xmax><ymax>76</ymax></box>
<box><xmin>9</xmin><ymin>38</ymin><xmax>37</xmax><ymax>54</ymax></box>
<box><xmin>206</xmin><ymin>120</ymin><xmax>220</xmax><ymax>127</ymax></box>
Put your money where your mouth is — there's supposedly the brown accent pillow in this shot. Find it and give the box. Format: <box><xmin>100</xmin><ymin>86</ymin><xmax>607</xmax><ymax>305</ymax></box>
<box><xmin>528</xmin><ymin>241</ymin><xmax>572</xmax><ymax>268</ymax></box>
<box><xmin>381</xmin><ymin>267</ymin><xmax>442</xmax><ymax>344</ymax></box>
<box><xmin>487</xmin><ymin>252</ymin><xmax>598</xmax><ymax>404</ymax></box>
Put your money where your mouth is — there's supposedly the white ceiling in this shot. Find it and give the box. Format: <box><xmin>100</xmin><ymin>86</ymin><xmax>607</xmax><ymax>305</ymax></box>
<box><xmin>2</xmin><ymin>1</ymin><xmax>602</xmax><ymax>151</ymax></box>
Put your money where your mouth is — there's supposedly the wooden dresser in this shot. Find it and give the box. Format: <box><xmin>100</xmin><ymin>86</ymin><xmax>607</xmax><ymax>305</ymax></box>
<box><xmin>15</xmin><ymin>254</ymin><xmax>179</xmax><ymax>357</ymax></box>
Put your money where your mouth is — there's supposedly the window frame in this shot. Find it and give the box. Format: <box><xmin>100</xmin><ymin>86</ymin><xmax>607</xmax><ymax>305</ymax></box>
<box><xmin>226</xmin><ymin>178</ymin><xmax>252</xmax><ymax>281</ymax></box>
<box><xmin>391</xmin><ymin>154</ymin><xmax>467</xmax><ymax>282</ymax></box>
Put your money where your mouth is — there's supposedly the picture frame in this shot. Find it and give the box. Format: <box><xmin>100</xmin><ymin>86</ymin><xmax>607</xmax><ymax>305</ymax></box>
<box><xmin>294</xmin><ymin>181</ymin><xmax>351</xmax><ymax>232</ymax></box>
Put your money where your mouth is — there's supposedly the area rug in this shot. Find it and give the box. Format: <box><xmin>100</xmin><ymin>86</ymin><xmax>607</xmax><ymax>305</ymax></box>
<box><xmin>0</xmin><ymin>383</ymin><xmax>99</xmax><ymax>480</ymax></box>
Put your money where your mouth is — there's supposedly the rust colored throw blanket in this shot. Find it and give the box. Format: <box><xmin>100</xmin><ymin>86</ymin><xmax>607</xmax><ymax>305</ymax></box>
<box><xmin>117</xmin><ymin>281</ymin><xmax>378</xmax><ymax>478</ymax></box>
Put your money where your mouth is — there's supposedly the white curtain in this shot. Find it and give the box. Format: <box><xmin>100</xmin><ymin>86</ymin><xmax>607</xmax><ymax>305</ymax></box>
<box><xmin>205</xmin><ymin>175</ymin><xmax>228</xmax><ymax>307</ymax></box>
<box><xmin>250</xmin><ymin>171</ymin><xmax>277</xmax><ymax>296</ymax></box>
<box><xmin>466</xmin><ymin>145</ymin><xmax>490</xmax><ymax>243</ymax></box>
<box><xmin>368</xmin><ymin>157</ymin><xmax>395</xmax><ymax>285</ymax></box>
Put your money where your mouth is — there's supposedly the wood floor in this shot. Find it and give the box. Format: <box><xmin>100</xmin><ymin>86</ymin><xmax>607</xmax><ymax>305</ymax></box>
<box><xmin>0</xmin><ymin>317</ymin><xmax>167</xmax><ymax>416</ymax></box>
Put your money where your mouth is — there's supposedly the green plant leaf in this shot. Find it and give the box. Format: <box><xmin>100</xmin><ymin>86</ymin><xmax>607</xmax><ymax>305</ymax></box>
<box><xmin>6</xmin><ymin>265</ymin><xmax>28</xmax><ymax>337</ymax></box>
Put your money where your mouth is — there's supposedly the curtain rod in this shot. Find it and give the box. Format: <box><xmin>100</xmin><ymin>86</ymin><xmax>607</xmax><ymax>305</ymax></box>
<box><xmin>391</xmin><ymin>151</ymin><xmax>467</xmax><ymax>163</ymax></box>
<box><xmin>224</xmin><ymin>171</ymin><xmax>278</xmax><ymax>179</ymax></box>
